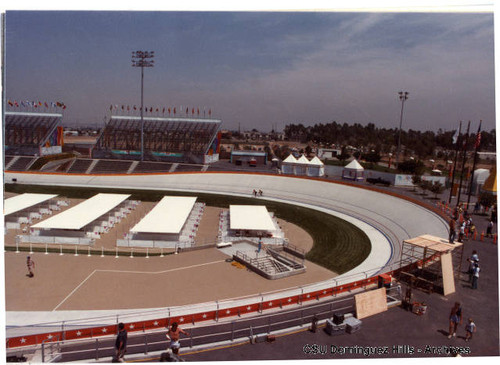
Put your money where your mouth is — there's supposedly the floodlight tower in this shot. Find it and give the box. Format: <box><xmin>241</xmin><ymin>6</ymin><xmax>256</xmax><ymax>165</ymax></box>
<box><xmin>131</xmin><ymin>50</ymin><xmax>155</xmax><ymax>161</ymax></box>
<box><xmin>396</xmin><ymin>91</ymin><xmax>409</xmax><ymax>169</ymax></box>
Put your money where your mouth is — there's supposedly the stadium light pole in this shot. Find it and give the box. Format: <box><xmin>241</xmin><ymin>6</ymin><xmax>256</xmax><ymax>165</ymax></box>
<box><xmin>132</xmin><ymin>50</ymin><xmax>155</xmax><ymax>161</ymax></box>
<box><xmin>396</xmin><ymin>91</ymin><xmax>409</xmax><ymax>169</ymax></box>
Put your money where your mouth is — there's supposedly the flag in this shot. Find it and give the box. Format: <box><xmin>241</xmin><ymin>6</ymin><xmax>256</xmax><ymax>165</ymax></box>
<box><xmin>156</xmin><ymin>108</ymin><xmax>159</xmax><ymax>112</ymax></box>
<box><xmin>63</xmin><ymin>105</ymin><xmax>66</xmax><ymax>110</ymax></box>
<box><xmin>452</xmin><ymin>127</ymin><xmax>459</xmax><ymax>144</ymax></box>
<box><xmin>38</xmin><ymin>101</ymin><xmax>42</xmax><ymax>106</ymax></box>
<box><xmin>173</xmin><ymin>107</ymin><xmax>176</xmax><ymax>114</ymax></box>
<box><xmin>127</xmin><ymin>105</ymin><xmax>130</xmax><ymax>111</ymax></box>
<box><xmin>192</xmin><ymin>108</ymin><xmax>195</xmax><ymax>115</ymax></box>
<box><xmin>162</xmin><ymin>107</ymin><xmax>165</xmax><ymax>113</ymax></box>
<box><xmin>133</xmin><ymin>105</ymin><xmax>137</xmax><ymax>110</ymax></box>
<box><xmin>45</xmin><ymin>102</ymin><xmax>48</xmax><ymax>108</ymax></box>
<box><xmin>208</xmin><ymin>109</ymin><xmax>211</xmax><ymax>116</ymax></box>
<box><xmin>21</xmin><ymin>101</ymin><xmax>25</xmax><ymax>107</ymax></box>
<box><xmin>186</xmin><ymin>107</ymin><xmax>189</xmax><ymax>114</ymax></box>
<box><xmin>475</xmin><ymin>131</ymin><xmax>481</xmax><ymax>149</ymax></box>
<box><xmin>168</xmin><ymin>107</ymin><xmax>171</xmax><ymax>114</ymax></box>
<box><xmin>14</xmin><ymin>101</ymin><xmax>19</xmax><ymax>107</ymax></box>
<box><xmin>8</xmin><ymin>100</ymin><xmax>13</xmax><ymax>106</ymax></box>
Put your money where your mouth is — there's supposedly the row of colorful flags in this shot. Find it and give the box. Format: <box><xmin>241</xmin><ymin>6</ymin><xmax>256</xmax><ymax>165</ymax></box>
<box><xmin>7</xmin><ymin>100</ymin><xmax>66</xmax><ymax>109</ymax></box>
<box><xmin>110</xmin><ymin>104</ymin><xmax>212</xmax><ymax>116</ymax></box>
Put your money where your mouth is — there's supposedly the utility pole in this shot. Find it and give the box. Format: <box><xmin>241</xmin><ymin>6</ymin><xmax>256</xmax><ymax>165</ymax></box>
<box><xmin>396</xmin><ymin>91</ymin><xmax>409</xmax><ymax>169</ymax></box>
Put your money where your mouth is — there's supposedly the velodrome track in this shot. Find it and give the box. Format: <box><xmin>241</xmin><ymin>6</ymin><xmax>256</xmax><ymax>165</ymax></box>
<box><xmin>4</xmin><ymin>171</ymin><xmax>449</xmax><ymax>330</ymax></box>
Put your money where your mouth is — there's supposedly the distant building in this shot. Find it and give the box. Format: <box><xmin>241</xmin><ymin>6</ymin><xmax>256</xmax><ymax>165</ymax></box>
<box><xmin>230</xmin><ymin>150</ymin><xmax>267</xmax><ymax>166</ymax></box>
<box><xmin>318</xmin><ymin>148</ymin><xmax>342</xmax><ymax>159</ymax></box>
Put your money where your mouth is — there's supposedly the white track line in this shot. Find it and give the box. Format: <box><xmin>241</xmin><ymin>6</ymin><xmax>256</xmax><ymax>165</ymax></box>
<box><xmin>52</xmin><ymin>260</ymin><xmax>225</xmax><ymax>311</ymax></box>
<box><xmin>52</xmin><ymin>269</ymin><xmax>97</xmax><ymax>311</ymax></box>
<box><xmin>95</xmin><ymin>259</ymin><xmax>226</xmax><ymax>275</ymax></box>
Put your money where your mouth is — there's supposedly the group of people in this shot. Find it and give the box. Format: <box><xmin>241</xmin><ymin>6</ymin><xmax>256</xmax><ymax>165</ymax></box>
<box><xmin>252</xmin><ymin>189</ymin><xmax>263</xmax><ymax>197</ymax></box>
<box><xmin>114</xmin><ymin>321</ymin><xmax>189</xmax><ymax>362</ymax></box>
<box><xmin>448</xmin><ymin>207</ymin><xmax>476</xmax><ymax>243</ymax></box>
<box><xmin>448</xmin><ymin>302</ymin><xmax>476</xmax><ymax>342</ymax></box>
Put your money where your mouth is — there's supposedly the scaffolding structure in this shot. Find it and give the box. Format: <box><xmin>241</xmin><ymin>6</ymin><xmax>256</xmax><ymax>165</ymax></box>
<box><xmin>397</xmin><ymin>234</ymin><xmax>464</xmax><ymax>294</ymax></box>
<box><xmin>93</xmin><ymin>115</ymin><xmax>221</xmax><ymax>163</ymax></box>
<box><xmin>4</xmin><ymin>112</ymin><xmax>62</xmax><ymax>155</ymax></box>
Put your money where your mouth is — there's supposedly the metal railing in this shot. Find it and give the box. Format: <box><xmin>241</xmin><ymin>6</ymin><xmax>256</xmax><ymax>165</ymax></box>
<box><xmin>46</xmin><ymin>286</ymin><xmax>401</xmax><ymax>362</ymax></box>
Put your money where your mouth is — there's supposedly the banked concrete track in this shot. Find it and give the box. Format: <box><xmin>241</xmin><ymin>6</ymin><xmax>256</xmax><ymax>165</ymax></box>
<box><xmin>4</xmin><ymin>171</ymin><xmax>449</xmax><ymax>331</ymax></box>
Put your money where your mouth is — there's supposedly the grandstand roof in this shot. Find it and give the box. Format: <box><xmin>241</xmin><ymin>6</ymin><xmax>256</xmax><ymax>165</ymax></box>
<box><xmin>4</xmin><ymin>193</ymin><xmax>58</xmax><ymax>216</ymax></box>
<box><xmin>32</xmin><ymin>193</ymin><xmax>130</xmax><ymax>230</ymax></box>
<box><xmin>110</xmin><ymin>115</ymin><xmax>221</xmax><ymax>124</ymax></box>
<box><xmin>5</xmin><ymin>111</ymin><xmax>63</xmax><ymax>118</ymax></box>
<box><xmin>130</xmin><ymin>196</ymin><xmax>197</xmax><ymax>234</ymax></box>
<box><xmin>229</xmin><ymin>205</ymin><xmax>275</xmax><ymax>231</ymax></box>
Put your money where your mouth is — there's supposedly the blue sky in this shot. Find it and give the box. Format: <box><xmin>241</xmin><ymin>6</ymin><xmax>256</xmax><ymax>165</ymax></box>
<box><xmin>4</xmin><ymin>10</ymin><xmax>495</xmax><ymax>132</ymax></box>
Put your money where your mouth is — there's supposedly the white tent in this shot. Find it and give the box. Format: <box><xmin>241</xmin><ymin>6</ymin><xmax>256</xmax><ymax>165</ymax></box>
<box><xmin>281</xmin><ymin>154</ymin><xmax>297</xmax><ymax>175</ymax></box>
<box><xmin>342</xmin><ymin>159</ymin><xmax>364</xmax><ymax>181</ymax></box>
<box><xmin>294</xmin><ymin>154</ymin><xmax>309</xmax><ymax>175</ymax></box>
<box><xmin>471</xmin><ymin>168</ymin><xmax>491</xmax><ymax>195</ymax></box>
<box><xmin>307</xmin><ymin>156</ymin><xmax>325</xmax><ymax>177</ymax></box>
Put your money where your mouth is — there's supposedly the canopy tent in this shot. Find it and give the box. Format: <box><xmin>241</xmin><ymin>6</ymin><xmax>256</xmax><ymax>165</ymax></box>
<box><xmin>131</xmin><ymin>196</ymin><xmax>197</xmax><ymax>234</ymax></box>
<box><xmin>342</xmin><ymin>159</ymin><xmax>365</xmax><ymax>181</ymax></box>
<box><xmin>281</xmin><ymin>154</ymin><xmax>325</xmax><ymax>176</ymax></box>
<box><xmin>293</xmin><ymin>154</ymin><xmax>309</xmax><ymax>175</ymax></box>
<box><xmin>4</xmin><ymin>193</ymin><xmax>58</xmax><ymax>216</ymax></box>
<box><xmin>482</xmin><ymin>167</ymin><xmax>497</xmax><ymax>194</ymax></box>
<box><xmin>32</xmin><ymin>193</ymin><xmax>130</xmax><ymax>230</ymax></box>
<box><xmin>229</xmin><ymin>205</ymin><xmax>276</xmax><ymax>231</ymax></box>
<box><xmin>307</xmin><ymin>156</ymin><xmax>325</xmax><ymax>177</ymax></box>
<box><xmin>281</xmin><ymin>154</ymin><xmax>297</xmax><ymax>174</ymax></box>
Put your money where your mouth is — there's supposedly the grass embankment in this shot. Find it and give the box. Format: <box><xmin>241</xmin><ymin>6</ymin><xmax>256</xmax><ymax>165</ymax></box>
<box><xmin>5</xmin><ymin>184</ymin><xmax>371</xmax><ymax>274</ymax></box>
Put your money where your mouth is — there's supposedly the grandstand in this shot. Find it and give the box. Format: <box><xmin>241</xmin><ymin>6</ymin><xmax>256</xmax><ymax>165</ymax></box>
<box><xmin>93</xmin><ymin>113</ymin><xmax>222</xmax><ymax>164</ymax></box>
<box><xmin>4</xmin><ymin>111</ymin><xmax>64</xmax><ymax>156</ymax></box>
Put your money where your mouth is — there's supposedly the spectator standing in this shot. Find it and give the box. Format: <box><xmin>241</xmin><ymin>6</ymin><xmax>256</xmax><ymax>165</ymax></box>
<box><xmin>471</xmin><ymin>263</ymin><xmax>480</xmax><ymax>290</ymax></box>
<box><xmin>166</xmin><ymin>322</ymin><xmax>189</xmax><ymax>355</ymax></box>
<box><xmin>448</xmin><ymin>302</ymin><xmax>462</xmax><ymax>338</ymax></box>
<box><xmin>114</xmin><ymin>323</ymin><xmax>127</xmax><ymax>362</ymax></box>
<box><xmin>26</xmin><ymin>256</ymin><xmax>35</xmax><ymax>278</ymax></box>
<box><xmin>467</xmin><ymin>251</ymin><xmax>479</xmax><ymax>283</ymax></box>
<box><xmin>449</xmin><ymin>218</ymin><xmax>456</xmax><ymax>243</ymax></box>
<box><xmin>486</xmin><ymin>220</ymin><xmax>494</xmax><ymax>238</ymax></box>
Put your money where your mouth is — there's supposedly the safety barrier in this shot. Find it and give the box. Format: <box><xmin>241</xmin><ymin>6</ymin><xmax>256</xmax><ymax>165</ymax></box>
<box><xmin>5</xmin><ymin>256</ymin><xmax>418</xmax><ymax>350</ymax></box>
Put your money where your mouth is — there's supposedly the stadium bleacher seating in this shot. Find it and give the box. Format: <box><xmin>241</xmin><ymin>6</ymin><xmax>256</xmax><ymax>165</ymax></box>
<box><xmin>91</xmin><ymin>160</ymin><xmax>133</xmax><ymax>174</ymax></box>
<box><xmin>6</xmin><ymin>157</ymin><xmax>36</xmax><ymax>171</ymax></box>
<box><xmin>174</xmin><ymin>164</ymin><xmax>204</xmax><ymax>172</ymax></box>
<box><xmin>67</xmin><ymin>159</ymin><xmax>93</xmax><ymax>174</ymax></box>
<box><xmin>133</xmin><ymin>161</ymin><xmax>173</xmax><ymax>173</ymax></box>
<box><xmin>4</xmin><ymin>155</ymin><xmax>15</xmax><ymax>167</ymax></box>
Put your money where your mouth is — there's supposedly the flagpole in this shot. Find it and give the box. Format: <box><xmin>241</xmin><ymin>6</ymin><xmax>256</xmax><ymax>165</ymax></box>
<box><xmin>456</xmin><ymin>121</ymin><xmax>471</xmax><ymax>206</ymax></box>
<box><xmin>466</xmin><ymin>120</ymin><xmax>482</xmax><ymax>211</ymax></box>
<box><xmin>448</xmin><ymin>121</ymin><xmax>462</xmax><ymax>204</ymax></box>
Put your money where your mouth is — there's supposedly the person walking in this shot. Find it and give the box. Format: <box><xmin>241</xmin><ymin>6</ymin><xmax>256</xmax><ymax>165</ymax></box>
<box><xmin>114</xmin><ymin>323</ymin><xmax>127</xmax><ymax>362</ymax></box>
<box><xmin>465</xmin><ymin>318</ymin><xmax>477</xmax><ymax>342</ymax></box>
<box><xmin>471</xmin><ymin>263</ymin><xmax>480</xmax><ymax>290</ymax></box>
<box><xmin>448</xmin><ymin>302</ymin><xmax>462</xmax><ymax>338</ymax></box>
<box><xmin>166</xmin><ymin>322</ymin><xmax>189</xmax><ymax>355</ymax></box>
<box><xmin>26</xmin><ymin>256</ymin><xmax>35</xmax><ymax>278</ymax></box>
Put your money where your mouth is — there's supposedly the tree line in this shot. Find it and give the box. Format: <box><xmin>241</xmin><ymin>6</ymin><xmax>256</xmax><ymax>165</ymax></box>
<box><xmin>284</xmin><ymin>122</ymin><xmax>496</xmax><ymax>158</ymax></box>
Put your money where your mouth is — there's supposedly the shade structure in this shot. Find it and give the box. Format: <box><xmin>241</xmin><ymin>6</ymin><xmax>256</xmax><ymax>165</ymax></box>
<box><xmin>4</xmin><ymin>193</ymin><xmax>58</xmax><ymax>216</ymax></box>
<box><xmin>342</xmin><ymin>159</ymin><xmax>365</xmax><ymax>181</ymax></box>
<box><xmin>31</xmin><ymin>193</ymin><xmax>130</xmax><ymax>230</ymax></box>
<box><xmin>482</xmin><ymin>167</ymin><xmax>497</xmax><ymax>194</ymax></box>
<box><xmin>130</xmin><ymin>196</ymin><xmax>197</xmax><ymax>234</ymax></box>
<box><xmin>229</xmin><ymin>205</ymin><xmax>275</xmax><ymax>231</ymax></box>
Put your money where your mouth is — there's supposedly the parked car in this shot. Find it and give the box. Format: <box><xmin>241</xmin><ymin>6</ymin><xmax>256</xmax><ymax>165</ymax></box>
<box><xmin>367</xmin><ymin>177</ymin><xmax>391</xmax><ymax>186</ymax></box>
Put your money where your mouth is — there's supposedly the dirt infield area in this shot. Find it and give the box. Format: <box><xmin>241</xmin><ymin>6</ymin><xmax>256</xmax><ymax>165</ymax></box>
<box><xmin>4</xmin><ymin>203</ymin><xmax>330</xmax><ymax>311</ymax></box>
<box><xmin>5</xmin><ymin>247</ymin><xmax>334</xmax><ymax>312</ymax></box>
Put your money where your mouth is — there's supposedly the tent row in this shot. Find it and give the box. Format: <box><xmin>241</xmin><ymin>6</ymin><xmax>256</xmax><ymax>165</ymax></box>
<box><xmin>281</xmin><ymin>154</ymin><xmax>325</xmax><ymax>177</ymax></box>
